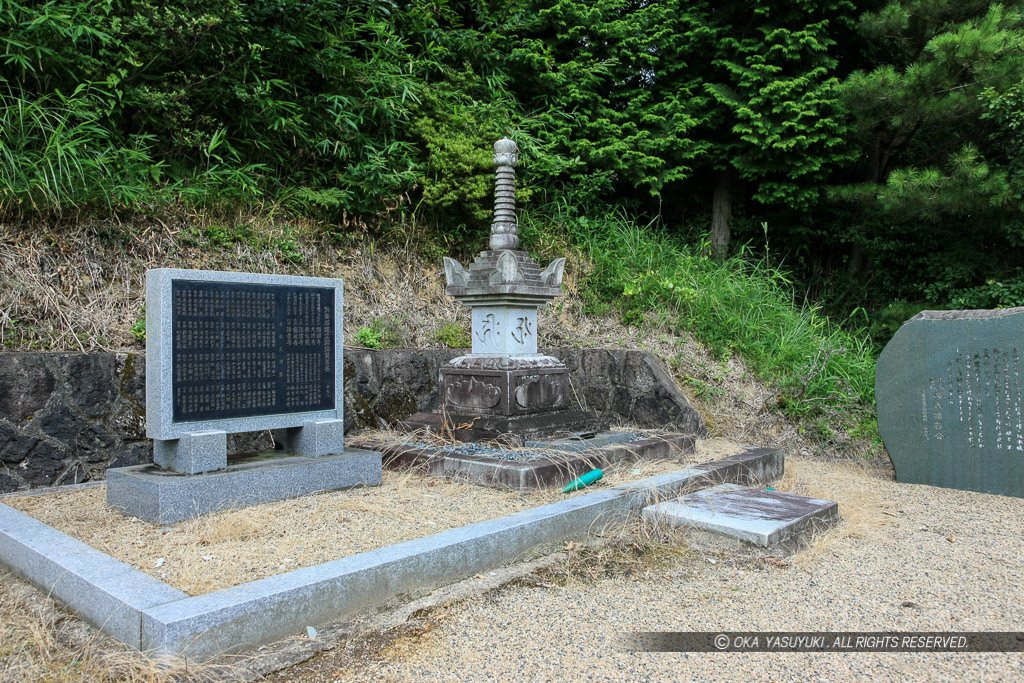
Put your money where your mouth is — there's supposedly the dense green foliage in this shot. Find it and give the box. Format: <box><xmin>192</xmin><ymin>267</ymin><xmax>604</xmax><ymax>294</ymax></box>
<box><xmin>4</xmin><ymin>1</ymin><xmax>1021</xmax><ymax>277</ymax></box>
<box><xmin>832</xmin><ymin>1</ymin><xmax>1024</xmax><ymax>314</ymax></box>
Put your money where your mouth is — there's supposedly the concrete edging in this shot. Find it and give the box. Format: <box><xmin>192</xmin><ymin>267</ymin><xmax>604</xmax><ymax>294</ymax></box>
<box><xmin>0</xmin><ymin>504</ymin><xmax>188</xmax><ymax>649</ymax></box>
<box><xmin>0</xmin><ymin>447</ymin><xmax>782</xmax><ymax>662</ymax></box>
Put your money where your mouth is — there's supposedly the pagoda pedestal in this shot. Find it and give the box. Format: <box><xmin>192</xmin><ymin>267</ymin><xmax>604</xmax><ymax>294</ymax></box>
<box><xmin>404</xmin><ymin>353</ymin><xmax>605</xmax><ymax>443</ymax></box>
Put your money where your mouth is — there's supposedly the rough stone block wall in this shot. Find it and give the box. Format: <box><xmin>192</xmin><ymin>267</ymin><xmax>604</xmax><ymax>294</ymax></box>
<box><xmin>0</xmin><ymin>353</ymin><xmax>148</xmax><ymax>491</ymax></box>
<box><xmin>0</xmin><ymin>349</ymin><xmax>706</xmax><ymax>492</ymax></box>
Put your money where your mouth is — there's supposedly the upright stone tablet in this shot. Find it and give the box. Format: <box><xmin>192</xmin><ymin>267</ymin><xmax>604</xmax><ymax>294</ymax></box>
<box><xmin>107</xmin><ymin>268</ymin><xmax>382</xmax><ymax>523</ymax></box>
<box><xmin>876</xmin><ymin>308</ymin><xmax>1024</xmax><ymax>498</ymax></box>
<box><xmin>146</xmin><ymin>269</ymin><xmax>346</xmax><ymax>472</ymax></box>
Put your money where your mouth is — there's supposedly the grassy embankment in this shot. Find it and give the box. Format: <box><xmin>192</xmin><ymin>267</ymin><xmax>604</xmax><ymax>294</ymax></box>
<box><xmin>519</xmin><ymin>207</ymin><xmax>879</xmax><ymax>444</ymax></box>
<box><xmin>1</xmin><ymin>200</ymin><xmax>880</xmax><ymax>450</ymax></box>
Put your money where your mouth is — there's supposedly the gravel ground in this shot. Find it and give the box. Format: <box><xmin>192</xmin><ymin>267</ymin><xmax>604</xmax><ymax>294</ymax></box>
<box><xmin>267</xmin><ymin>455</ymin><xmax>1024</xmax><ymax>682</ymax></box>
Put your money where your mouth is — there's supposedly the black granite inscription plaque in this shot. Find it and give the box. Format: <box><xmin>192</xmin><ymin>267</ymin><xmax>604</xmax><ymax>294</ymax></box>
<box><xmin>171</xmin><ymin>280</ymin><xmax>335</xmax><ymax>422</ymax></box>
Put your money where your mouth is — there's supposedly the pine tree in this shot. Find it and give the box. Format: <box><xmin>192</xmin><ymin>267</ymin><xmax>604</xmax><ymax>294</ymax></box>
<box><xmin>834</xmin><ymin>1</ymin><xmax>1024</xmax><ymax>287</ymax></box>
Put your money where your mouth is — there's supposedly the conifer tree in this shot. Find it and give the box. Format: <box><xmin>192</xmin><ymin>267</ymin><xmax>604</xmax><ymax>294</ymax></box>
<box><xmin>834</xmin><ymin>1</ymin><xmax>1024</xmax><ymax>289</ymax></box>
<box><xmin>696</xmin><ymin>0</ymin><xmax>857</xmax><ymax>259</ymax></box>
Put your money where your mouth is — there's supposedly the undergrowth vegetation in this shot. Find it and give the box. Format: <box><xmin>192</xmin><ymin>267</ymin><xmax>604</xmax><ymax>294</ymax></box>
<box><xmin>521</xmin><ymin>208</ymin><xmax>877</xmax><ymax>435</ymax></box>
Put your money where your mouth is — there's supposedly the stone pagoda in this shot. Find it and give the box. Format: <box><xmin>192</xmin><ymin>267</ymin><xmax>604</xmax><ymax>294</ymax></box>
<box><xmin>404</xmin><ymin>138</ymin><xmax>606</xmax><ymax>442</ymax></box>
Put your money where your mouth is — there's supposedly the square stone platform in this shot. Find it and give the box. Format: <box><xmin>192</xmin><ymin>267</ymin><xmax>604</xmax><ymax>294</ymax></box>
<box><xmin>400</xmin><ymin>410</ymin><xmax>608</xmax><ymax>445</ymax></box>
<box><xmin>0</xmin><ymin>446</ymin><xmax>783</xmax><ymax>661</ymax></box>
<box><xmin>106</xmin><ymin>448</ymin><xmax>382</xmax><ymax>524</ymax></box>
<box><xmin>360</xmin><ymin>431</ymin><xmax>697</xmax><ymax>491</ymax></box>
<box><xmin>642</xmin><ymin>483</ymin><xmax>839</xmax><ymax>548</ymax></box>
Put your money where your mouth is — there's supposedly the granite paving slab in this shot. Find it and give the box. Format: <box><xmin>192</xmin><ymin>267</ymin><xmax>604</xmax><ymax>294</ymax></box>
<box><xmin>642</xmin><ymin>483</ymin><xmax>839</xmax><ymax>547</ymax></box>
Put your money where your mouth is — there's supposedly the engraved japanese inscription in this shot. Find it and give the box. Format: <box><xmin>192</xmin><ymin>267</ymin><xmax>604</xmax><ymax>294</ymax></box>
<box><xmin>876</xmin><ymin>308</ymin><xmax>1024</xmax><ymax>498</ymax></box>
<box><xmin>511</xmin><ymin>316</ymin><xmax>533</xmax><ymax>344</ymax></box>
<box><xmin>918</xmin><ymin>348</ymin><xmax>1024</xmax><ymax>450</ymax></box>
<box><xmin>475</xmin><ymin>313</ymin><xmax>500</xmax><ymax>345</ymax></box>
<box><xmin>171</xmin><ymin>280</ymin><xmax>335</xmax><ymax>422</ymax></box>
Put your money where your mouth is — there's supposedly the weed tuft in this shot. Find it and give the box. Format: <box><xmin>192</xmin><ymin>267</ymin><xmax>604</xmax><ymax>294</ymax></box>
<box><xmin>433</xmin><ymin>321</ymin><xmax>470</xmax><ymax>349</ymax></box>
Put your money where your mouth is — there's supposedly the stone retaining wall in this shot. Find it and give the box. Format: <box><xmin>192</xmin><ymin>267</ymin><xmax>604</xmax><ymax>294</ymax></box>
<box><xmin>0</xmin><ymin>349</ymin><xmax>706</xmax><ymax>492</ymax></box>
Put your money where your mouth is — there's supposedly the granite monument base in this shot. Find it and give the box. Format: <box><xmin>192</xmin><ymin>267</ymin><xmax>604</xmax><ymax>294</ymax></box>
<box><xmin>400</xmin><ymin>409</ymin><xmax>608</xmax><ymax>444</ymax></box>
<box><xmin>106</xmin><ymin>448</ymin><xmax>382</xmax><ymax>524</ymax></box>
<box><xmin>439</xmin><ymin>355</ymin><xmax>570</xmax><ymax>416</ymax></box>
<box><xmin>153</xmin><ymin>430</ymin><xmax>228</xmax><ymax>474</ymax></box>
<box><xmin>362</xmin><ymin>432</ymin><xmax>698</xmax><ymax>491</ymax></box>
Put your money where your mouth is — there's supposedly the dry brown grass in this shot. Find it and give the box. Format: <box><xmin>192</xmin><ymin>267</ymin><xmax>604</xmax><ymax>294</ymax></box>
<box><xmin>771</xmin><ymin>455</ymin><xmax>895</xmax><ymax>567</ymax></box>
<box><xmin>0</xmin><ymin>214</ymin><xmax>466</xmax><ymax>352</ymax></box>
<box><xmin>0</xmin><ymin>438</ymin><xmax>892</xmax><ymax>679</ymax></box>
<box><xmin>0</xmin><ymin>570</ymin><xmax>248</xmax><ymax>682</ymax></box>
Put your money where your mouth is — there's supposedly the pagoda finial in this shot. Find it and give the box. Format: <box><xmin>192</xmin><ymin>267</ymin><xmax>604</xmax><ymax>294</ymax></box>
<box><xmin>489</xmin><ymin>138</ymin><xmax>519</xmax><ymax>250</ymax></box>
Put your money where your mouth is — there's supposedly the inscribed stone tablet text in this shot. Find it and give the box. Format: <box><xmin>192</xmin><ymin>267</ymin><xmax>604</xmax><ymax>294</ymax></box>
<box><xmin>171</xmin><ymin>280</ymin><xmax>334</xmax><ymax>422</ymax></box>
<box><xmin>876</xmin><ymin>308</ymin><xmax>1024</xmax><ymax>498</ymax></box>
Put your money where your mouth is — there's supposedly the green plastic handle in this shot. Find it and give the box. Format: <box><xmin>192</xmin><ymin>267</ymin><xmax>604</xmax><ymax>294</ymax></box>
<box><xmin>561</xmin><ymin>468</ymin><xmax>603</xmax><ymax>493</ymax></box>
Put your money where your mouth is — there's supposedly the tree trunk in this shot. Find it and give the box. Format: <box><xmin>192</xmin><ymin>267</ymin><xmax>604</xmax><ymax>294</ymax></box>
<box><xmin>847</xmin><ymin>242</ymin><xmax>864</xmax><ymax>277</ymax></box>
<box><xmin>709</xmin><ymin>169</ymin><xmax>731</xmax><ymax>261</ymax></box>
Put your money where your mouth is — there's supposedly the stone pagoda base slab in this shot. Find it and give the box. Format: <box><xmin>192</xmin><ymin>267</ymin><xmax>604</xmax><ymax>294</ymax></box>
<box><xmin>642</xmin><ymin>483</ymin><xmax>839</xmax><ymax>549</ymax></box>
<box><xmin>106</xmin><ymin>448</ymin><xmax>382</xmax><ymax>524</ymax></box>
<box><xmin>400</xmin><ymin>409</ymin><xmax>608</xmax><ymax>444</ymax></box>
<box><xmin>360</xmin><ymin>431</ymin><xmax>696</xmax><ymax>491</ymax></box>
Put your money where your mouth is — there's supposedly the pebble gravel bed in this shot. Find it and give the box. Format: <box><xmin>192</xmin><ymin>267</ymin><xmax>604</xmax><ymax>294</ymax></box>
<box><xmin>404</xmin><ymin>431</ymin><xmax>653</xmax><ymax>462</ymax></box>
<box><xmin>268</xmin><ymin>455</ymin><xmax>1024</xmax><ymax>682</ymax></box>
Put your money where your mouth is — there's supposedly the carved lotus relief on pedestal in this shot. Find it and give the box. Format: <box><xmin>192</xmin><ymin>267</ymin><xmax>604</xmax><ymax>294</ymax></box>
<box><xmin>445</xmin><ymin>377</ymin><xmax>501</xmax><ymax>411</ymax></box>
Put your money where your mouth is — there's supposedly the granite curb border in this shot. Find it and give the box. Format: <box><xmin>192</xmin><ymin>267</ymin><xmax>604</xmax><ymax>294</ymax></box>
<box><xmin>0</xmin><ymin>503</ymin><xmax>188</xmax><ymax>650</ymax></box>
<box><xmin>0</xmin><ymin>447</ymin><xmax>782</xmax><ymax>662</ymax></box>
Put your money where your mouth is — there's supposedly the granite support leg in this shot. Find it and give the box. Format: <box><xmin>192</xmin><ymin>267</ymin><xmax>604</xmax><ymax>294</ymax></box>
<box><xmin>153</xmin><ymin>430</ymin><xmax>227</xmax><ymax>474</ymax></box>
<box><xmin>278</xmin><ymin>419</ymin><xmax>345</xmax><ymax>457</ymax></box>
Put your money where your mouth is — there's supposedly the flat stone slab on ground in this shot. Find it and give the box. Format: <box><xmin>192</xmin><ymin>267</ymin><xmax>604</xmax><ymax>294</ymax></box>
<box><xmin>642</xmin><ymin>483</ymin><xmax>839</xmax><ymax>547</ymax></box>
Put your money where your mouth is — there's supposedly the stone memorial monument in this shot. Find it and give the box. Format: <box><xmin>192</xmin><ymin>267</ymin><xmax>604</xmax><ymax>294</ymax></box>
<box><xmin>106</xmin><ymin>269</ymin><xmax>382</xmax><ymax>523</ymax></box>
<box><xmin>876</xmin><ymin>308</ymin><xmax>1024</xmax><ymax>498</ymax></box>
<box><xmin>404</xmin><ymin>138</ymin><xmax>606</xmax><ymax>442</ymax></box>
